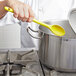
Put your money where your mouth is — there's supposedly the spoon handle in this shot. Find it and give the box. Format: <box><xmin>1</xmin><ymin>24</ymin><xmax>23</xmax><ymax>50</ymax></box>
<box><xmin>4</xmin><ymin>6</ymin><xmax>50</xmax><ymax>28</ymax></box>
<box><xmin>33</xmin><ymin>19</ymin><xmax>50</xmax><ymax>28</ymax></box>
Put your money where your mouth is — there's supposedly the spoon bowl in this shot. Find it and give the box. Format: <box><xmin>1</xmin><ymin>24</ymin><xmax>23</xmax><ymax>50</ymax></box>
<box><xmin>50</xmin><ymin>25</ymin><xmax>65</xmax><ymax>36</ymax></box>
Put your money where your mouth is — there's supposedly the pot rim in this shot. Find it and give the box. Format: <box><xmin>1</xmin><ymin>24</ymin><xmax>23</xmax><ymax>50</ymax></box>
<box><xmin>39</xmin><ymin>27</ymin><xmax>76</xmax><ymax>39</ymax></box>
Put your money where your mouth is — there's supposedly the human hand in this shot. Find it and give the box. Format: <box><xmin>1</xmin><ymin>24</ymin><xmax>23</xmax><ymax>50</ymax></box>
<box><xmin>5</xmin><ymin>0</ymin><xmax>34</xmax><ymax>22</ymax></box>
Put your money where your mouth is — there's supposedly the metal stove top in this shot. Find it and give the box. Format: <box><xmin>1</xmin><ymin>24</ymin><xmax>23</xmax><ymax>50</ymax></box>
<box><xmin>0</xmin><ymin>49</ymin><xmax>76</xmax><ymax>76</ymax></box>
<box><xmin>0</xmin><ymin>49</ymin><xmax>43</xmax><ymax>76</ymax></box>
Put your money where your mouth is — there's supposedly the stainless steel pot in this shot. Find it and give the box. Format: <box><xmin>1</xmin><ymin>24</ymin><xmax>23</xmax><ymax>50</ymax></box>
<box><xmin>27</xmin><ymin>20</ymin><xmax>76</xmax><ymax>72</ymax></box>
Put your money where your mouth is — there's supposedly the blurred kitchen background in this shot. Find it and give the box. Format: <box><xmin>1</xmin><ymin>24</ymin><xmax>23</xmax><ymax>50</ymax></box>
<box><xmin>0</xmin><ymin>0</ymin><xmax>76</xmax><ymax>76</ymax></box>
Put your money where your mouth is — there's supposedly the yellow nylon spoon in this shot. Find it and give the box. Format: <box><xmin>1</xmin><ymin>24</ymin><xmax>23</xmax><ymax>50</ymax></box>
<box><xmin>4</xmin><ymin>6</ymin><xmax>65</xmax><ymax>36</ymax></box>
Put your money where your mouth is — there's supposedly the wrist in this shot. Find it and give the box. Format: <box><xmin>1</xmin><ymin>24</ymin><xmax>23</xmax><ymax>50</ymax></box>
<box><xmin>0</xmin><ymin>0</ymin><xmax>7</xmax><ymax>9</ymax></box>
<box><xmin>5</xmin><ymin>0</ymin><xmax>10</xmax><ymax>6</ymax></box>
<box><xmin>4</xmin><ymin>0</ymin><xmax>7</xmax><ymax>6</ymax></box>
<box><xmin>0</xmin><ymin>0</ymin><xmax>7</xmax><ymax>19</ymax></box>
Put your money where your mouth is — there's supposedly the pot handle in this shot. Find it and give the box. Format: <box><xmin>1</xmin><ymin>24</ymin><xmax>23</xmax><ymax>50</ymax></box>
<box><xmin>27</xmin><ymin>27</ymin><xmax>43</xmax><ymax>39</ymax></box>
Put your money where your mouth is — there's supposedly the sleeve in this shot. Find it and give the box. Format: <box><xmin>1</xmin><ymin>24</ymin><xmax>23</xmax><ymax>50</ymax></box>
<box><xmin>0</xmin><ymin>12</ymin><xmax>20</xmax><ymax>26</ymax></box>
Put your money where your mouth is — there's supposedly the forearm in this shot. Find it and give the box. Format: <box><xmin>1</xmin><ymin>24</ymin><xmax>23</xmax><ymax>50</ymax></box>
<box><xmin>0</xmin><ymin>0</ymin><xmax>7</xmax><ymax>19</ymax></box>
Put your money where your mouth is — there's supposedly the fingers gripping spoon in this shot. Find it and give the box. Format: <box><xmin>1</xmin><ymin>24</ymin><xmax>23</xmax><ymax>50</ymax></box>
<box><xmin>4</xmin><ymin>6</ymin><xmax>65</xmax><ymax>36</ymax></box>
